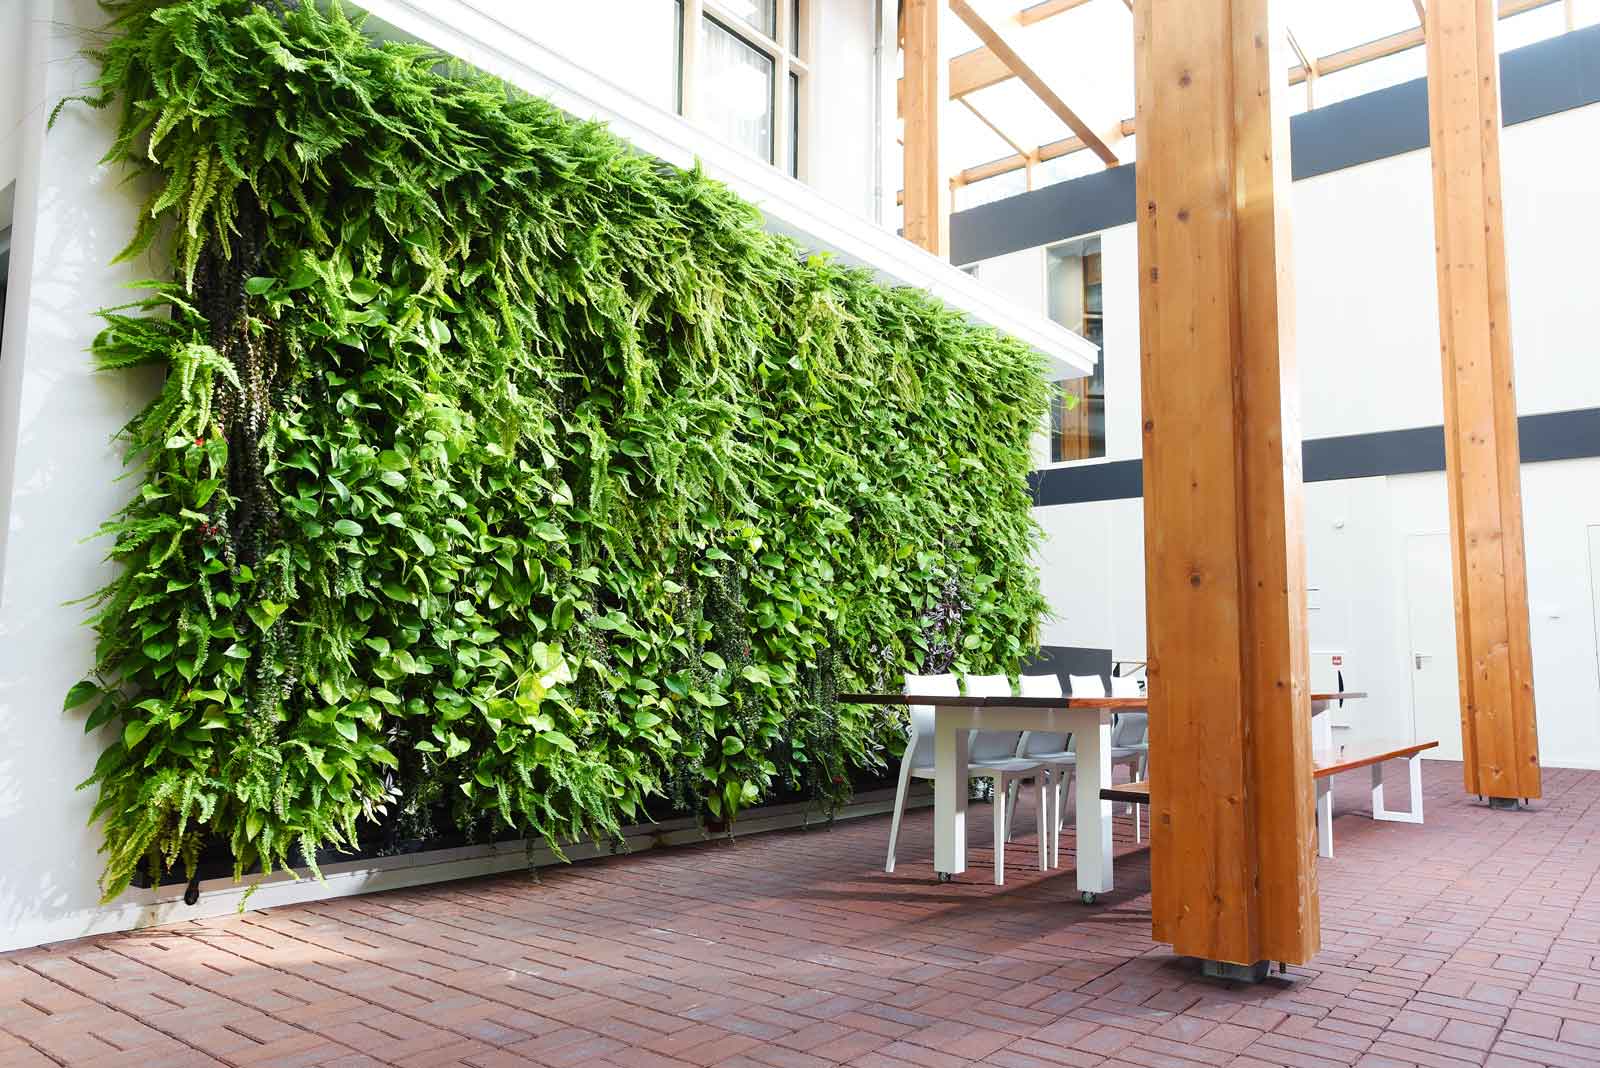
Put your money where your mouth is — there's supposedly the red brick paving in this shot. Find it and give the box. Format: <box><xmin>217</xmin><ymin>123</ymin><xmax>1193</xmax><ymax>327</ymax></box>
<box><xmin>5</xmin><ymin>761</ymin><xmax>1600</xmax><ymax>1067</ymax></box>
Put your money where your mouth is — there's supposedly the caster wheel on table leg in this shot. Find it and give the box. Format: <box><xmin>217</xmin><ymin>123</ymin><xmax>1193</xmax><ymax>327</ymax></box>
<box><xmin>937</xmin><ymin>871</ymin><xmax>954</xmax><ymax>883</ymax></box>
<box><xmin>1080</xmin><ymin>891</ymin><xmax>1098</xmax><ymax>905</ymax></box>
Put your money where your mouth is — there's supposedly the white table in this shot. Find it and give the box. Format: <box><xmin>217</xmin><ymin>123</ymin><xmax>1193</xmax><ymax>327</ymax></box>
<box><xmin>841</xmin><ymin>693</ymin><xmax>1139</xmax><ymax>903</ymax></box>
<box><xmin>932</xmin><ymin>696</ymin><xmax>1122</xmax><ymax>902</ymax></box>
<box><xmin>842</xmin><ymin>690</ymin><xmax>1365</xmax><ymax>903</ymax></box>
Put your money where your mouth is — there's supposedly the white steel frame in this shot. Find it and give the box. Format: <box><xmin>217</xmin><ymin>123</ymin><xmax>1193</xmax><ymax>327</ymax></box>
<box><xmin>1315</xmin><ymin>754</ymin><xmax>1426</xmax><ymax>859</ymax></box>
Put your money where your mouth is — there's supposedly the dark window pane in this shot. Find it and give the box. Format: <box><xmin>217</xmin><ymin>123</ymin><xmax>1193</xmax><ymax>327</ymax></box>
<box><xmin>788</xmin><ymin>72</ymin><xmax>800</xmax><ymax>177</ymax></box>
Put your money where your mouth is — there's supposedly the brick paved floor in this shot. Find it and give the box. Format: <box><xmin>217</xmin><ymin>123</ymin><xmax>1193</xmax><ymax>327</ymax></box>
<box><xmin>6</xmin><ymin>760</ymin><xmax>1600</xmax><ymax>1068</ymax></box>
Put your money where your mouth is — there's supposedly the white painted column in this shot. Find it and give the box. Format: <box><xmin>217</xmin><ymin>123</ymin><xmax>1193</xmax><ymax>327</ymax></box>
<box><xmin>0</xmin><ymin>0</ymin><xmax>172</xmax><ymax>952</ymax></box>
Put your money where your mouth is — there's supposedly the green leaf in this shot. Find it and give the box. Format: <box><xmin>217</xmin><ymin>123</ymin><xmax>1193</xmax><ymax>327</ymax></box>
<box><xmin>244</xmin><ymin>277</ymin><xmax>275</xmax><ymax>295</ymax></box>
<box><xmin>64</xmin><ymin>680</ymin><xmax>100</xmax><ymax>710</ymax></box>
<box><xmin>123</xmin><ymin>720</ymin><xmax>152</xmax><ymax>749</ymax></box>
<box><xmin>246</xmin><ymin>601</ymin><xmax>288</xmax><ymax>633</ymax></box>
<box><xmin>334</xmin><ymin>519</ymin><xmax>364</xmax><ymax>537</ymax></box>
<box><xmin>541</xmin><ymin>730</ymin><xmax>577</xmax><ymax>754</ymax></box>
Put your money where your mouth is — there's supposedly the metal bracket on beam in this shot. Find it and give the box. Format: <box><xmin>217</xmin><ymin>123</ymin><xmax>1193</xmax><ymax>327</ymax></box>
<box><xmin>1200</xmin><ymin>959</ymin><xmax>1273</xmax><ymax>984</ymax></box>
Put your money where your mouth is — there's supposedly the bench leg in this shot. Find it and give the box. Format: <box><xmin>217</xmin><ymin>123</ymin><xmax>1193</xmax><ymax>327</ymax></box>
<box><xmin>1316</xmin><ymin>777</ymin><xmax>1333</xmax><ymax>859</ymax></box>
<box><xmin>1372</xmin><ymin>757</ymin><xmax>1425</xmax><ymax>824</ymax></box>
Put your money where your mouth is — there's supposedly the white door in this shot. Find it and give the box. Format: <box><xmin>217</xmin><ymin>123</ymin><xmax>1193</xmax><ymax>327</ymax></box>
<box><xmin>1406</xmin><ymin>533</ymin><xmax>1463</xmax><ymax>760</ymax></box>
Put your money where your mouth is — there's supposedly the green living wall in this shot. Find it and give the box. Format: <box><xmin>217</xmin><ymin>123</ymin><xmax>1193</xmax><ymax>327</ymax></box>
<box><xmin>65</xmin><ymin>0</ymin><xmax>1051</xmax><ymax>899</ymax></box>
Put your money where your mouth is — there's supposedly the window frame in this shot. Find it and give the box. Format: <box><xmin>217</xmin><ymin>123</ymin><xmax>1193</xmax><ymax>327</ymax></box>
<box><xmin>680</xmin><ymin>0</ymin><xmax>810</xmax><ymax>178</ymax></box>
<box><xmin>1040</xmin><ymin>232</ymin><xmax>1111</xmax><ymax>471</ymax></box>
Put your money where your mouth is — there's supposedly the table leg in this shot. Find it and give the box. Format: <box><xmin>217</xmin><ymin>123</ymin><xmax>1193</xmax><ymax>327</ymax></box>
<box><xmin>932</xmin><ymin>709</ymin><xmax>969</xmax><ymax>878</ymax></box>
<box><xmin>1074</xmin><ymin>713</ymin><xmax>1113</xmax><ymax>901</ymax></box>
<box><xmin>1316</xmin><ymin>776</ymin><xmax>1333</xmax><ymax>858</ymax></box>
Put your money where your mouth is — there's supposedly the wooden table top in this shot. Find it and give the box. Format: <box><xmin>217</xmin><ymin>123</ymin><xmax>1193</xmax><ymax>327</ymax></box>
<box><xmin>837</xmin><ymin>691</ymin><xmax>1367</xmax><ymax>709</ymax></box>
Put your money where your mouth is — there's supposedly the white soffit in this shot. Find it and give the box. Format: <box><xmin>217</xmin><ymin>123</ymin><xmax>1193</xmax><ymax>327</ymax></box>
<box><xmin>351</xmin><ymin>0</ymin><xmax>1098</xmax><ymax>379</ymax></box>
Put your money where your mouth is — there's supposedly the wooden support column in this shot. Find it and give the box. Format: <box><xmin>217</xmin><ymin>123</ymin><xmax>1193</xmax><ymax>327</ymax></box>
<box><xmin>902</xmin><ymin>0</ymin><xmax>948</xmax><ymax>256</ymax></box>
<box><xmin>1134</xmin><ymin>0</ymin><xmax>1319</xmax><ymax>967</ymax></box>
<box><xmin>1424</xmin><ymin>0</ymin><xmax>1541</xmax><ymax>801</ymax></box>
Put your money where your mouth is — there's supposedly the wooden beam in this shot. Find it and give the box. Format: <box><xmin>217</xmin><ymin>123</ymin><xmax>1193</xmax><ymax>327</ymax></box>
<box><xmin>1285</xmin><ymin>26</ymin><xmax>1316</xmax><ymax>108</ymax></box>
<box><xmin>952</xmin><ymin>117</ymin><xmax>1135</xmax><ymax>186</ymax></box>
<box><xmin>1135</xmin><ymin>0</ymin><xmax>1319</xmax><ymax>967</ymax></box>
<box><xmin>949</xmin><ymin>0</ymin><xmax>1120</xmax><ymax>165</ymax></box>
<box><xmin>902</xmin><ymin>0</ymin><xmax>948</xmax><ymax>255</ymax></box>
<box><xmin>902</xmin><ymin>0</ymin><xmax>1558</xmax><ymax>119</ymax></box>
<box><xmin>897</xmin><ymin>0</ymin><xmax>1104</xmax><ymax>113</ymax></box>
<box><xmin>959</xmin><ymin>97</ymin><xmax>1031</xmax><ymax>159</ymax></box>
<box><xmin>1018</xmin><ymin>0</ymin><xmax>1100</xmax><ymax>27</ymax></box>
<box><xmin>1292</xmin><ymin>0</ymin><xmax>1557</xmax><ymax>84</ymax></box>
<box><xmin>908</xmin><ymin>0</ymin><xmax>1559</xmax><ymax>195</ymax></box>
<box><xmin>1424</xmin><ymin>0</ymin><xmax>1542</xmax><ymax>799</ymax></box>
<box><xmin>1412</xmin><ymin>0</ymin><xmax>1428</xmax><ymax>27</ymax></box>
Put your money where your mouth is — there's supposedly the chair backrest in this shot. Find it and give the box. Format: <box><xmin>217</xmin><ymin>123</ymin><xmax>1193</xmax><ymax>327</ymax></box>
<box><xmin>1113</xmin><ymin>711</ymin><xmax>1149</xmax><ymax>747</ymax></box>
<box><xmin>1019</xmin><ymin>674</ymin><xmax>1062</xmax><ymax>699</ymax></box>
<box><xmin>1020</xmin><ymin>645</ymin><xmax>1112</xmax><ymax>699</ymax></box>
<box><xmin>1110</xmin><ymin>674</ymin><xmax>1143</xmax><ymax>699</ymax></box>
<box><xmin>1068</xmin><ymin>673</ymin><xmax>1107</xmax><ymax>699</ymax></box>
<box><xmin>1018</xmin><ymin>674</ymin><xmax>1070</xmax><ymax>756</ymax></box>
<box><xmin>903</xmin><ymin>673</ymin><xmax>958</xmax><ymax>767</ymax></box>
<box><xmin>963</xmin><ymin>674</ymin><xmax>1022</xmax><ymax>762</ymax></box>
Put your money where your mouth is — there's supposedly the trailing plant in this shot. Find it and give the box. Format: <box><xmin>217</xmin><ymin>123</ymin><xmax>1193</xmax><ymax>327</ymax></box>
<box><xmin>62</xmin><ymin>0</ymin><xmax>1052</xmax><ymax>901</ymax></box>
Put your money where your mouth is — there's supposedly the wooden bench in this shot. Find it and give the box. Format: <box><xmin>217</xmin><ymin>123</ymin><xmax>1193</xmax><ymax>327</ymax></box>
<box><xmin>1103</xmin><ymin>738</ymin><xmax>1439</xmax><ymax>860</ymax></box>
<box><xmin>1313</xmin><ymin>739</ymin><xmax>1438</xmax><ymax>858</ymax></box>
<box><xmin>1100</xmin><ymin>781</ymin><xmax>1149</xmax><ymax>806</ymax></box>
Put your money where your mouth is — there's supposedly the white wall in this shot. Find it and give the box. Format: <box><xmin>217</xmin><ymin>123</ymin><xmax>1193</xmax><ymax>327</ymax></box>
<box><xmin>977</xmin><ymin>99</ymin><xmax>1600</xmax><ymax>771</ymax></box>
<box><xmin>0</xmin><ymin>0</ymin><xmax>174</xmax><ymax>951</ymax></box>
<box><xmin>0</xmin><ymin>0</ymin><xmax>27</xmax><ymax>194</ymax></box>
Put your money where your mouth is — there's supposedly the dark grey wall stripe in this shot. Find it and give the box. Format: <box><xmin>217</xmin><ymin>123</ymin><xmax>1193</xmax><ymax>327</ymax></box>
<box><xmin>1031</xmin><ymin>407</ymin><xmax>1600</xmax><ymax>507</ymax></box>
<box><xmin>955</xmin><ymin>165</ymin><xmax>1136</xmax><ymax>271</ymax></box>
<box><xmin>953</xmin><ymin>24</ymin><xmax>1600</xmax><ymax>265</ymax></box>
<box><xmin>1287</xmin><ymin>79</ymin><xmax>1430</xmax><ymax>181</ymax></box>
<box><xmin>1028</xmin><ymin>458</ymin><xmax>1142</xmax><ymax>506</ymax></box>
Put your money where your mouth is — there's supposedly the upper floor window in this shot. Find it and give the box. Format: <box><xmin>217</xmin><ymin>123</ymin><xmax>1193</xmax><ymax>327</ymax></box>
<box><xmin>1046</xmin><ymin>237</ymin><xmax>1105</xmax><ymax>462</ymax></box>
<box><xmin>688</xmin><ymin>1</ymin><xmax>809</xmax><ymax>176</ymax></box>
<box><xmin>509</xmin><ymin>2</ymin><xmax>807</xmax><ymax>178</ymax></box>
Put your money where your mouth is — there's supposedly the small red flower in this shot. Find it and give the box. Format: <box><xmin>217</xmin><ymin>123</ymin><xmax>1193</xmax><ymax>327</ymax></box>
<box><xmin>194</xmin><ymin>437</ymin><xmax>205</xmax><ymax>447</ymax></box>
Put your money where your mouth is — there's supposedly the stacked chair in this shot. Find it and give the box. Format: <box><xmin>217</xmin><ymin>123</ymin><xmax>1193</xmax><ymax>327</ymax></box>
<box><xmin>884</xmin><ymin>661</ymin><xmax>1152</xmax><ymax>881</ymax></box>
<box><xmin>883</xmin><ymin>674</ymin><xmax>1050</xmax><ymax>884</ymax></box>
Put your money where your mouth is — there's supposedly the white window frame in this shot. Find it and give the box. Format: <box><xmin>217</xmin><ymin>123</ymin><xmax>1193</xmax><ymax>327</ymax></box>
<box><xmin>1039</xmin><ymin>232</ymin><xmax>1112</xmax><ymax>471</ymax></box>
<box><xmin>680</xmin><ymin>0</ymin><xmax>810</xmax><ymax>179</ymax></box>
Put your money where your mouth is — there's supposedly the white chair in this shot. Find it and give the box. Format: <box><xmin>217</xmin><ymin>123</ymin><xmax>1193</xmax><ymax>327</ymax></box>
<box><xmin>1108</xmin><ymin>675</ymin><xmax>1149</xmax><ymax>840</ymax></box>
<box><xmin>884</xmin><ymin>673</ymin><xmax>1047</xmax><ymax>884</ymax></box>
<box><xmin>963</xmin><ymin>674</ymin><xmax>1050</xmax><ymax>882</ymax></box>
<box><xmin>1008</xmin><ymin>674</ymin><xmax>1071</xmax><ymax>868</ymax></box>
